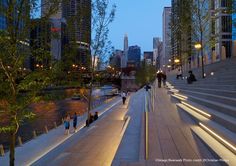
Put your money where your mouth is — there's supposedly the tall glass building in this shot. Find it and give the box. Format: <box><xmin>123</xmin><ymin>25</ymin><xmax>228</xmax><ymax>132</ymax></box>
<box><xmin>128</xmin><ymin>45</ymin><xmax>141</xmax><ymax>67</ymax></box>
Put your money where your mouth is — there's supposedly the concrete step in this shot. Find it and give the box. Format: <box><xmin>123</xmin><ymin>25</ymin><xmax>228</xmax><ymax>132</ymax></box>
<box><xmin>174</xmin><ymin>87</ymin><xmax>236</xmax><ymax>98</ymax></box>
<box><xmin>172</xmin><ymin>93</ymin><xmax>236</xmax><ymax>117</ymax></box>
<box><xmin>178</xmin><ymin>89</ymin><xmax>236</xmax><ymax>107</ymax></box>
<box><xmin>191</xmin><ymin>126</ymin><xmax>236</xmax><ymax>166</ymax></box>
<box><xmin>179</xmin><ymin>100</ymin><xmax>236</xmax><ymax>133</ymax></box>
<box><xmin>170</xmin><ymin>82</ymin><xmax>236</xmax><ymax>91</ymax></box>
<box><xmin>176</xmin><ymin>103</ymin><xmax>236</xmax><ymax>155</ymax></box>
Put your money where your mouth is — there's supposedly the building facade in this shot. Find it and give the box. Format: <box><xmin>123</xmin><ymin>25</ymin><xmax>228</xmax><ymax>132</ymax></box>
<box><xmin>121</xmin><ymin>34</ymin><xmax>129</xmax><ymax>68</ymax></box>
<box><xmin>110</xmin><ymin>49</ymin><xmax>122</xmax><ymax>69</ymax></box>
<box><xmin>144</xmin><ymin>51</ymin><xmax>154</xmax><ymax>65</ymax></box>
<box><xmin>171</xmin><ymin>0</ymin><xmax>192</xmax><ymax>70</ymax></box>
<box><xmin>128</xmin><ymin>45</ymin><xmax>141</xmax><ymax>67</ymax></box>
<box><xmin>162</xmin><ymin>7</ymin><xmax>172</xmax><ymax>68</ymax></box>
<box><xmin>41</xmin><ymin>0</ymin><xmax>91</xmax><ymax>65</ymax></box>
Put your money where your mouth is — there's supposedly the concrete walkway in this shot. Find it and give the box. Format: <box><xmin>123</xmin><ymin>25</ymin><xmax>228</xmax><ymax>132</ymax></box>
<box><xmin>0</xmin><ymin>97</ymin><xmax>122</xmax><ymax>166</ymax></box>
<box><xmin>112</xmin><ymin>89</ymin><xmax>146</xmax><ymax>166</ymax></box>
<box><xmin>31</xmin><ymin>95</ymin><xmax>131</xmax><ymax>166</ymax></box>
<box><xmin>146</xmin><ymin>87</ymin><xmax>220</xmax><ymax>166</ymax></box>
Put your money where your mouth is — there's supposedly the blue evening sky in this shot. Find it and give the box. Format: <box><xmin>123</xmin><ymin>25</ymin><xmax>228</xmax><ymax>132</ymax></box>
<box><xmin>109</xmin><ymin>0</ymin><xmax>171</xmax><ymax>52</ymax></box>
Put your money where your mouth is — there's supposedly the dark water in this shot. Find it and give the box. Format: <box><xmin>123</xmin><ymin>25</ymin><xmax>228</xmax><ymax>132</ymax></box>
<box><xmin>0</xmin><ymin>88</ymin><xmax>113</xmax><ymax>152</ymax></box>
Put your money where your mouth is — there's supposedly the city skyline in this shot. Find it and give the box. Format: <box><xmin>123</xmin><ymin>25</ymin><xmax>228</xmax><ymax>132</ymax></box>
<box><xmin>109</xmin><ymin>0</ymin><xmax>171</xmax><ymax>51</ymax></box>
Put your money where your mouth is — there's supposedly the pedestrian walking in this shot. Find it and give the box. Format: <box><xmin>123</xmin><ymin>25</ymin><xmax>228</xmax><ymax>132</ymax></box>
<box><xmin>73</xmin><ymin>112</ymin><xmax>78</xmax><ymax>132</ymax></box>
<box><xmin>162</xmin><ymin>72</ymin><xmax>167</xmax><ymax>87</ymax></box>
<box><xmin>121</xmin><ymin>91</ymin><xmax>126</xmax><ymax>105</ymax></box>
<box><xmin>156</xmin><ymin>71</ymin><xmax>162</xmax><ymax>88</ymax></box>
<box><xmin>64</xmin><ymin>114</ymin><xmax>70</xmax><ymax>135</ymax></box>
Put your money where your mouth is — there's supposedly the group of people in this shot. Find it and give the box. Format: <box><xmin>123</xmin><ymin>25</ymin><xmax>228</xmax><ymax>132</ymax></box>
<box><xmin>64</xmin><ymin>111</ymin><xmax>99</xmax><ymax>134</ymax></box>
<box><xmin>156</xmin><ymin>71</ymin><xmax>167</xmax><ymax>88</ymax></box>
<box><xmin>176</xmin><ymin>69</ymin><xmax>197</xmax><ymax>84</ymax></box>
<box><xmin>86</xmin><ymin>112</ymin><xmax>98</xmax><ymax>126</ymax></box>
<box><xmin>64</xmin><ymin>112</ymin><xmax>78</xmax><ymax>135</ymax></box>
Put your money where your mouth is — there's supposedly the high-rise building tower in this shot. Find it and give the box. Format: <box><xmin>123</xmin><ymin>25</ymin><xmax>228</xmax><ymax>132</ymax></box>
<box><xmin>41</xmin><ymin>0</ymin><xmax>91</xmax><ymax>64</ymax></box>
<box><xmin>162</xmin><ymin>7</ymin><xmax>172</xmax><ymax>68</ymax></box>
<box><xmin>128</xmin><ymin>45</ymin><xmax>141</xmax><ymax>67</ymax></box>
<box><xmin>124</xmin><ymin>34</ymin><xmax>128</xmax><ymax>51</ymax></box>
<box><xmin>121</xmin><ymin>34</ymin><xmax>129</xmax><ymax>68</ymax></box>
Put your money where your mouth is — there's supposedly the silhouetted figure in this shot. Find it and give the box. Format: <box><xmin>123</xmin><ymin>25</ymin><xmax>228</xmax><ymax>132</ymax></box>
<box><xmin>121</xmin><ymin>92</ymin><xmax>126</xmax><ymax>105</ymax></box>
<box><xmin>145</xmin><ymin>84</ymin><xmax>151</xmax><ymax>91</ymax></box>
<box><xmin>187</xmin><ymin>70</ymin><xmax>197</xmax><ymax>84</ymax></box>
<box><xmin>86</xmin><ymin>113</ymin><xmax>94</xmax><ymax>127</ymax></box>
<box><xmin>64</xmin><ymin>114</ymin><xmax>70</xmax><ymax>135</ymax></box>
<box><xmin>156</xmin><ymin>71</ymin><xmax>162</xmax><ymax>88</ymax></box>
<box><xmin>73</xmin><ymin>112</ymin><xmax>77</xmax><ymax>132</ymax></box>
<box><xmin>162</xmin><ymin>72</ymin><xmax>167</xmax><ymax>87</ymax></box>
<box><xmin>89</xmin><ymin>113</ymin><xmax>94</xmax><ymax>124</ymax></box>
<box><xmin>94</xmin><ymin>112</ymin><xmax>98</xmax><ymax>121</ymax></box>
<box><xmin>176</xmin><ymin>69</ymin><xmax>183</xmax><ymax>79</ymax></box>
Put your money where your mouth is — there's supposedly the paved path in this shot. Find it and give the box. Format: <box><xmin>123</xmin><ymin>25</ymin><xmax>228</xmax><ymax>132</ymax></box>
<box><xmin>0</xmin><ymin>97</ymin><xmax>121</xmax><ymax>166</ymax></box>
<box><xmin>112</xmin><ymin>89</ymin><xmax>146</xmax><ymax>166</ymax></box>
<box><xmin>32</xmin><ymin>96</ymin><xmax>131</xmax><ymax>166</ymax></box>
<box><xmin>146</xmin><ymin>87</ymin><xmax>220</xmax><ymax>166</ymax></box>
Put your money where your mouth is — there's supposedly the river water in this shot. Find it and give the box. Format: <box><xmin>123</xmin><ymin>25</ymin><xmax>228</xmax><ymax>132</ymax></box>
<box><xmin>0</xmin><ymin>87</ymin><xmax>116</xmax><ymax>151</ymax></box>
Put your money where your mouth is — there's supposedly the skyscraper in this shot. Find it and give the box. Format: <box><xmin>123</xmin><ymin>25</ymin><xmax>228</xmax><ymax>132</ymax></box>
<box><xmin>162</xmin><ymin>7</ymin><xmax>172</xmax><ymax>67</ymax></box>
<box><xmin>121</xmin><ymin>34</ymin><xmax>129</xmax><ymax>68</ymax></box>
<box><xmin>128</xmin><ymin>45</ymin><xmax>141</xmax><ymax>67</ymax></box>
<box><xmin>41</xmin><ymin>0</ymin><xmax>91</xmax><ymax>64</ymax></box>
<box><xmin>153</xmin><ymin>37</ymin><xmax>163</xmax><ymax>68</ymax></box>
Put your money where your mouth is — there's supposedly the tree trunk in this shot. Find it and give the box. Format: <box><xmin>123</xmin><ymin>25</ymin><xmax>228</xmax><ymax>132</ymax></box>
<box><xmin>9</xmin><ymin>132</ymin><xmax>16</xmax><ymax>166</ymax></box>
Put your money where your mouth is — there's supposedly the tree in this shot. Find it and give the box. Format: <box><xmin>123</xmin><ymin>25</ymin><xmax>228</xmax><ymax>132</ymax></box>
<box><xmin>136</xmin><ymin>61</ymin><xmax>156</xmax><ymax>86</ymax></box>
<box><xmin>0</xmin><ymin>1</ymin><xmax>61</xmax><ymax>165</ymax></box>
<box><xmin>191</xmin><ymin>0</ymin><xmax>212</xmax><ymax>78</ymax></box>
<box><xmin>170</xmin><ymin>0</ymin><xmax>192</xmax><ymax>72</ymax></box>
<box><xmin>86</xmin><ymin>0</ymin><xmax>116</xmax><ymax>124</ymax></box>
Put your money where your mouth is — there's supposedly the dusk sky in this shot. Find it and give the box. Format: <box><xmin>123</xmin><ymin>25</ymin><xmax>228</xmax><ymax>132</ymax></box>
<box><xmin>108</xmin><ymin>0</ymin><xmax>171</xmax><ymax>52</ymax></box>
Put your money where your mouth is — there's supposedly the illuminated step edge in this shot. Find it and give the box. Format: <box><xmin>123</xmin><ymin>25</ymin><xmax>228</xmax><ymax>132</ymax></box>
<box><xmin>181</xmin><ymin>101</ymin><xmax>211</xmax><ymax>118</ymax></box>
<box><xmin>171</xmin><ymin>94</ymin><xmax>186</xmax><ymax>101</ymax></box>
<box><xmin>171</xmin><ymin>93</ymin><xmax>188</xmax><ymax>100</ymax></box>
<box><xmin>177</xmin><ymin>103</ymin><xmax>236</xmax><ymax>156</ymax></box>
<box><xmin>169</xmin><ymin>89</ymin><xmax>179</xmax><ymax>93</ymax></box>
<box><xmin>199</xmin><ymin>123</ymin><xmax>236</xmax><ymax>155</ymax></box>
<box><xmin>191</xmin><ymin>126</ymin><xmax>236</xmax><ymax>166</ymax></box>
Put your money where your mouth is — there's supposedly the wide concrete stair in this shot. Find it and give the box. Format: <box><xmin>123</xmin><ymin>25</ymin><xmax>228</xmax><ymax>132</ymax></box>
<box><xmin>167</xmin><ymin>58</ymin><xmax>236</xmax><ymax>165</ymax></box>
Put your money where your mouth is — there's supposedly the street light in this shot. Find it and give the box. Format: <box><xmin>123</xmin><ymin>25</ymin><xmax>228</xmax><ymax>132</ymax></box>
<box><xmin>174</xmin><ymin>59</ymin><xmax>180</xmax><ymax>63</ymax></box>
<box><xmin>194</xmin><ymin>43</ymin><xmax>205</xmax><ymax>78</ymax></box>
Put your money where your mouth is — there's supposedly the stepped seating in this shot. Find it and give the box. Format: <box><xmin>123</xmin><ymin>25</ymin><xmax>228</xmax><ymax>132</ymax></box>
<box><xmin>166</xmin><ymin>58</ymin><xmax>236</xmax><ymax>164</ymax></box>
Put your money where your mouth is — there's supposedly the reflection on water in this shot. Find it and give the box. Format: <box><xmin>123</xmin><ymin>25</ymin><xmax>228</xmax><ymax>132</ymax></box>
<box><xmin>0</xmin><ymin>87</ymin><xmax>114</xmax><ymax>151</ymax></box>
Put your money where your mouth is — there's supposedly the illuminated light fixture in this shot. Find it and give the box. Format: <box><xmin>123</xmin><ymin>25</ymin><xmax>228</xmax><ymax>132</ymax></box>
<box><xmin>163</xmin><ymin>65</ymin><xmax>166</xmax><ymax>67</ymax></box>
<box><xmin>194</xmin><ymin>43</ymin><xmax>202</xmax><ymax>49</ymax></box>
<box><xmin>171</xmin><ymin>94</ymin><xmax>187</xmax><ymax>101</ymax></box>
<box><xmin>181</xmin><ymin>101</ymin><xmax>211</xmax><ymax>118</ymax></box>
<box><xmin>174</xmin><ymin>59</ymin><xmax>180</xmax><ymax>63</ymax></box>
<box><xmin>36</xmin><ymin>64</ymin><xmax>40</xmax><ymax>67</ymax></box>
<box><xmin>169</xmin><ymin>89</ymin><xmax>179</xmax><ymax>93</ymax></box>
<box><xmin>167</xmin><ymin>65</ymin><xmax>171</xmax><ymax>68</ymax></box>
<box><xmin>174</xmin><ymin>93</ymin><xmax>188</xmax><ymax>100</ymax></box>
<box><xmin>204</xmin><ymin>73</ymin><xmax>206</xmax><ymax>77</ymax></box>
<box><xmin>168</xmin><ymin>59</ymin><xmax>171</xmax><ymax>62</ymax></box>
<box><xmin>199</xmin><ymin>123</ymin><xmax>236</xmax><ymax>154</ymax></box>
<box><xmin>211</xmin><ymin>72</ymin><xmax>214</xmax><ymax>76</ymax></box>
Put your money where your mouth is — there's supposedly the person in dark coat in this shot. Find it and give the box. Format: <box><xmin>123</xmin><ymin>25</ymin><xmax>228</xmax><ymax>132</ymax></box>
<box><xmin>156</xmin><ymin>71</ymin><xmax>162</xmax><ymax>88</ymax></box>
<box><xmin>187</xmin><ymin>70</ymin><xmax>197</xmax><ymax>84</ymax></box>
<box><xmin>162</xmin><ymin>72</ymin><xmax>167</xmax><ymax>87</ymax></box>
<box><xmin>73</xmin><ymin>112</ymin><xmax>77</xmax><ymax>132</ymax></box>
<box><xmin>94</xmin><ymin>112</ymin><xmax>98</xmax><ymax>121</ymax></box>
